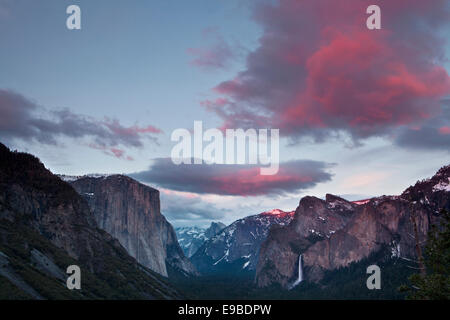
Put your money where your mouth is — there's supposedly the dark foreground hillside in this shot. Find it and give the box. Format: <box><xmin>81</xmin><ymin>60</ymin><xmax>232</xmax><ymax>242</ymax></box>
<box><xmin>0</xmin><ymin>143</ymin><xmax>182</xmax><ymax>299</ymax></box>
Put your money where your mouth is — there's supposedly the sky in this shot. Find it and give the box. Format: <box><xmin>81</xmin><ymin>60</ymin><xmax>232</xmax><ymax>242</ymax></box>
<box><xmin>1</xmin><ymin>0</ymin><xmax>449</xmax><ymax>227</ymax></box>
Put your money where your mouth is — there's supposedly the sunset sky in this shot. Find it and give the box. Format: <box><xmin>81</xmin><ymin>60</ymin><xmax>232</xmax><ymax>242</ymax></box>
<box><xmin>1</xmin><ymin>0</ymin><xmax>449</xmax><ymax>227</ymax></box>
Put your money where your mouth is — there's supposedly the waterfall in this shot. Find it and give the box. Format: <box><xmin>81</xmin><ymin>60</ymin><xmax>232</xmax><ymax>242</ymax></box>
<box><xmin>288</xmin><ymin>254</ymin><xmax>303</xmax><ymax>290</ymax></box>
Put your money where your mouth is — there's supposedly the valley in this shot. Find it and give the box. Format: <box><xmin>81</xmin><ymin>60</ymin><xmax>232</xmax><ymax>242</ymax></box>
<box><xmin>0</xmin><ymin>142</ymin><xmax>448</xmax><ymax>300</ymax></box>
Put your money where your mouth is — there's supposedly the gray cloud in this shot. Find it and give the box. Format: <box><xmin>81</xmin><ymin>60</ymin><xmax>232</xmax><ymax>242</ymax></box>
<box><xmin>0</xmin><ymin>89</ymin><xmax>161</xmax><ymax>158</ymax></box>
<box><xmin>394</xmin><ymin>100</ymin><xmax>450</xmax><ymax>151</ymax></box>
<box><xmin>131</xmin><ymin>158</ymin><xmax>333</xmax><ymax>196</ymax></box>
<box><xmin>159</xmin><ymin>192</ymin><xmax>228</xmax><ymax>226</ymax></box>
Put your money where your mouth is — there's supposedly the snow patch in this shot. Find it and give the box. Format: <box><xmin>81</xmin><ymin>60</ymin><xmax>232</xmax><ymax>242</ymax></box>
<box><xmin>327</xmin><ymin>200</ymin><xmax>353</xmax><ymax>210</ymax></box>
<box><xmin>58</xmin><ymin>173</ymin><xmax>114</xmax><ymax>182</ymax></box>
<box><xmin>352</xmin><ymin>199</ymin><xmax>371</xmax><ymax>205</ymax></box>
<box><xmin>432</xmin><ymin>178</ymin><xmax>450</xmax><ymax>192</ymax></box>
<box><xmin>58</xmin><ymin>174</ymin><xmax>81</xmax><ymax>182</ymax></box>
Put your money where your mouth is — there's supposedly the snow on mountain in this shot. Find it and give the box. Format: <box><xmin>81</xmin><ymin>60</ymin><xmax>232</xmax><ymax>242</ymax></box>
<box><xmin>176</xmin><ymin>222</ymin><xmax>226</xmax><ymax>258</ymax></box>
<box><xmin>58</xmin><ymin>173</ymin><xmax>115</xmax><ymax>182</ymax></box>
<box><xmin>191</xmin><ymin>209</ymin><xmax>295</xmax><ymax>274</ymax></box>
<box><xmin>256</xmin><ymin>165</ymin><xmax>450</xmax><ymax>288</ymax></box>
<box><xmin>352</xmin><ymin>199</ymin><xmax>371</xmax><ymax>205</ymax></box>
<box><xmin>432</xmin><ymin>177</ymin><xmax>450</xmax><ymax>192</ymax></box>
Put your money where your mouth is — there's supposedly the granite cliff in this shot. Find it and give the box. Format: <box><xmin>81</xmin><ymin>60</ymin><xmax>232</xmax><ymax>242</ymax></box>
<box><xmin>68</xmin><ymin>175</ymin><xmax>196</xmax><ymax>277</ymax></box>
<box><xmin>256</xmin><ymin>166</ymin><xmax>450</xmax><ymax>288</ymax></box>
<box><xmin>0</xmin><ymin>143</ymin><xmax>182</xmax><ymax>299</ymax></box>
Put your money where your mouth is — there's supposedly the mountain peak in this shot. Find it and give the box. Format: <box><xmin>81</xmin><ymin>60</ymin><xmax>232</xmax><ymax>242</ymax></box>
<box><xmin>435</xmin><ymin>165</ymin><xmax>450</xmax><ymax>182</ymax></box>
<box><xmin>176</xmin><ymin>222</ymin><xmax>225</xmax><ymax>258</ymax></box>
<box><xmin>401</xmin><ymin>164</ymin><xmax>450</xmax><ymax>200</ymax></box>
<box><xmin>261</xmin><ymin>209</ymin><xmax>295</xmax><ymax>217</ymax></box>
<box><xmin>205</xmin><ymin>221</ymin><xmax>226</xmax><ymax>239</ymax></box>
<box><xmin>209</xmin><ymin>221</ymin><xmax>226</xmax><ymax>229</ymax></box>
<box><xmin>262</xmin><ymin>209</ymin><xmax>283</xmax><ymax>215</ymax></box>
<box><xmin>191</xmin><ymin>209</ymin><xmax>295</xmax><ymax>274</ymax></box>
<box><xmin>325</xmin><ymin>194</ymin><xmax>350</xmax><ymax>203</ymax></box>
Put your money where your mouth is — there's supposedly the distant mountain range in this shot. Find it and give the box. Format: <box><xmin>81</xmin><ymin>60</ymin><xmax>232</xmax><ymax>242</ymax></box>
<box><xmin>175</xmin><ymin>222</ymin><xmax>226</xmax><ymax>258</ymax></box>
<box><xmin>191</xmin><ymin>209</ymin><xmax>295</xmax><ymax>274</ymax></box>
<box><xmin>184</xmin><ymin>167</ymin><xmax>449</xmax><ymax>294</ymax></box>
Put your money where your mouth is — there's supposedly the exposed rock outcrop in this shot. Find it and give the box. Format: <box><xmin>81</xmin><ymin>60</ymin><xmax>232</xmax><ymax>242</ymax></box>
<box><xmin>256</xmin><ymin>196</ymin><xmax>355</xmax><ymax>287</ymax></box>
<box><xmin>69</xmin><ymin>175</ymin><xmax>196</xmax><ymax>277</ymax></box>
<box><xmin>0</xmin><ymin>143</ymin><xmax>182</xmax><ymax>299</ymax></box>
<box><xmin>256</xmin><ymin>166</ymin><xmax>450</xmax><ymax>288</ymax></box>
<box><xmin>205</xmin><ymin>222</ymin><xmax>227</xmax><ymax>239</ymax></box>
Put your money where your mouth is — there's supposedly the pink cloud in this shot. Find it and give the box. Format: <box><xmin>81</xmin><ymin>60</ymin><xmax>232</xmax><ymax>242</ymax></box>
<box><xmin>187</xmin><ymin>28</ymin><xmax>236</xmax><ymax>71</ymax></box>
<box><xmin>103</xmin><ymin>119</ymin><xmax>162</xmax><ymax>136</ymax></box>
<box><xmin>132</xmin><ymin>158</ymin><xmax>333</xmax><ymax>196</ymax></box>
<box><xmin>341</xmin><ymin>172</ymin><xmax>388</xmax><ymax>190</ymax></box>
<box><xmin>208</xmin><ymin>166</ymin><xmax>317</xmax><ymax>196</ymax></box>
<box><xmin>439</xmin><ymin>126</ymin><xmax>450</xmax><ymax>135</ymax></box>
<box><xmin>87</xmin><ymin>143</ymin><xmax>134</xmax><ymax>161</ymax></box>
<box><xmin>279</xmin><ymin>31</ymin><xmax>449</xmax><ymax>138</ymax></box>
<box><xmin>110</xmin><ymin>147</ymin><xmax>125</xmax><ymax>158</ymax></box>
<box><xmin>187</xmin><ymin>46</ymin><xmax>233</xmax><ymax>70</ymax></box>
<box><xmin>203</xmin><ymin>0</ymin><xmax>450</xmax><ymax>143</ymax></box>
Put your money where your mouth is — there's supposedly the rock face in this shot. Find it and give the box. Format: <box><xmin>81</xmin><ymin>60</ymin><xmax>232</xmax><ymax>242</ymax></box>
<box><xmin>176</xmin><ymin>222</ymin><xmax>226</xmax><ymax>258</ymax></box>
<box><xmin>191</xmin><ymin>209</ymin><xmax>294</xmax><ymax>274</ymax></box>
<box><xmin>256</xmin><ymin>166</ymin><xmax>450</xmax><ymax>288</ymax></box>
<box><xmin>0</xmin><ymin>143</ymin><xmax>182</xmax><ymax>299</ymax></box>
<box><xmin>69</xmin><ymin>175</ymin><xmax>196</xmax><ymax>277</ymax></box>
<box><xmin>205</xmin><ymin>222</ymin><xmax>227</xmax><ymax>239</ymax></box>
